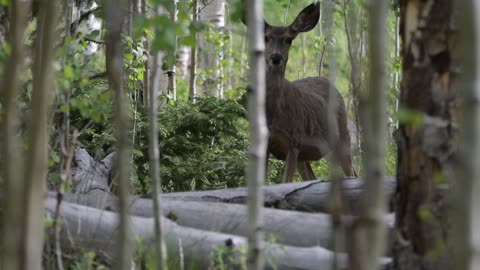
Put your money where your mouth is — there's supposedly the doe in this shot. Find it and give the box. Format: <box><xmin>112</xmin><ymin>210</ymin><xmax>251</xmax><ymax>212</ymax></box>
<box><xmin>245</xmin><ymin>2</ymin><xmax>357</xmax><ymax>182</ymax></box>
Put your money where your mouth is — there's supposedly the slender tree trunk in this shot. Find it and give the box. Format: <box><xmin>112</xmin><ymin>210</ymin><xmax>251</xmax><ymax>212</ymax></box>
<box><xmin>322</xmin><ymin>2</ymin><xmax>345</xmax><ymax>270</ymax></box>
<box><xmin>0</xmin><ymin>0</ymin><xmax>29</xmax><ymax>269</ymax></box>
<box><xmin>167</xmin><ymin>0</ymin><xmax>178</xmax><ymax>101</ymax></box>
<box><xmin>394</xmin><ymin>1</ymin><xmax>456</xmax><ymax>270</ymax></box>
<box><xmin>21</xmin><ymin>0</ymin><xmax>59</xmax><ymax>269</ymax></box>
<box><xmin>53</xmin><ymin>2</ymin><xmax>75</xmax><ymax>269</ymax></box>
<box><xmin>141</xmin><ymin>0</ymin><xmax>150</xmax><ymax>106</ymax></box>
<box><xmin>453</xmin><ymin>1</ymin><xmax>480</xmax><ymax>270</ymax></box>
<box><xmin>392</xmin><ymin>15</ymin><xmax>400</xmax><ymax>128</ymax></box>
<box><xmin>245</xmin><ymin>0</ymin><xmax>268</xmax><ymax>269</ymax></box>
<box><xmin>105</xmin><ymin>0</ymin><xmax>132</xmax><ymax>269</ymax></box>
<box><xmin>316</xmin><ymin>0</ymin><xmax>323</xmax><ymax>76</ymax></box>
<box><xmin>189</xmin><ymin>0</ymin><xmax>199</xmax><ymax>101</ymax></box>
<box><xmin>198</xmin><ymin>0</ymin><xmax>225</xmax><ymax>97</ymax></box>
<box><xmin>356</xmin><ymin>0</ymin><xmax>388</xmax><ymax>270</ymax></box>
<box><xmin>149</xmin><ymin>2</ymin><xmax>168</xmax><ymax>268</ymax></box>
<box><xmin>282</xmin><ymin>0</ymin><xmax>291</xmax><ymax>24</ymax></box>
<box><xmin>342</xmin><ymin>0</ymin><xmax>363</xmax><ymax>151</ymax></box>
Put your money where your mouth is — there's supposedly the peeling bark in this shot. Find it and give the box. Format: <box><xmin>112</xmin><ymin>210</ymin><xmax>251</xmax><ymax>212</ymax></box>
<box><xmin>394</xmin><ymin>1</ymin><xmax>456</xmax><ymax>269</ymax></box>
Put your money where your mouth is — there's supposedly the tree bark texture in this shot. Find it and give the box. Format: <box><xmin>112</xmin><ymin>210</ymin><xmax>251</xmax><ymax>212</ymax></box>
<box><xmin>0</xmin><ymin>0</ymin><xmax>30</xmax><ymax>269</ymax></box>
<box><xmin>48</xmin><ymin>149</ymin><xmax>396</xmax><ymax>269</ymax></box>
<box><xmin>148</xmin><ymin>3</ymin><xmax>167</xmax><ymax>268</ymax></box>
<box><xmin>21</xmin><ymin>0</ymin><xmax>59</xmax><ymax>269</ymax></box>
<box><xmin>105</xmin><ymin>0</ymin><xmax>132</xmax><ymax>268</ymax></box>
<box><xmin>394</xmin><ymin>1</ymin><xmax>456</xmax><ymax>269</ymax></box>
<box><xmin>245</xmin><ymin>0</ymin><xmax>268</xmax><ymax>268</ymax></box>
<box><xmin>44</xmin><ymin>197</ymin><xmax>393</xmax><ymax>270</ymax></box>
<box><xmin>70</xmin><ymin>148</ymin><xmax>396</xmax><ymax>215</ymax></box>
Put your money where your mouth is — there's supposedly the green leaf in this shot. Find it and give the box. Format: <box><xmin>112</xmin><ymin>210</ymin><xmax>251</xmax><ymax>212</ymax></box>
<box><xmin>64</xmin><ymin>65</ymin><xmax>75</xmax><ymax>79</ymax></box>
<box><xmin>125</xmin><ymin>52</ymin><xmax>134</xmax><ymax>60</ymax></box>
<box><xmin>179</xmin><ymin>34</ymin><xmax>196</xmax><ymax>47</ymax></box>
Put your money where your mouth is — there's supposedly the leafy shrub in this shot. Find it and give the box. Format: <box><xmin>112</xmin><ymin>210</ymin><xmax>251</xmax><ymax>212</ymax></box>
<box><xmin>135</xmin><ymin>97</ymin><xmax>250</xmax><ymax>192</ymax></box>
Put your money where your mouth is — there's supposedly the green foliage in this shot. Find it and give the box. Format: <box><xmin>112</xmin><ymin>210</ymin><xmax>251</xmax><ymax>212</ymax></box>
<box><xmin>135</xmin><ymin>97</ymin><xmax>250</xmax><ymax>192</ymax></box>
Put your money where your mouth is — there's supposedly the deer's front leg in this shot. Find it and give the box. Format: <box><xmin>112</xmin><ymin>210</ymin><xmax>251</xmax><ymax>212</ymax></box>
<box><xmin>283</xmin><ymin>147</ymin><xmax>299</xmax><ymax>183</ymax></box>
<box><xmin>297</xmin><ymin>161</ymin><xmax>316</xmax><ymax>180</ymax></box>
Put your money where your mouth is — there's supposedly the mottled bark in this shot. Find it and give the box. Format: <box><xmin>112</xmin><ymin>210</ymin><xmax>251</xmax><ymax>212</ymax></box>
<box><xmin>394</xmin><ymin>1</ymin><xmax>456</xmax><ymax>269</ymax></box>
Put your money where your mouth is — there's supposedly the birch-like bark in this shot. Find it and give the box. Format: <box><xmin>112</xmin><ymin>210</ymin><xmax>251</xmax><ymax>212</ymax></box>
<box><xmin>454</xmin><ymin>1</ymin><xmax>480</xmax><ymax>269</ymax></box>
<box><xmin>149</xmin><ymin>3</ymin><xmax>168</xmax><ymax>269</ymax></box>
<box><xmin>245</xmin><ymin>0</ymin><xmax>268</xmax><ymax>269</ymax></box>
<box><xmin>167</xmin><ymin>0</ymin><xmax>178</xmax><ymax>101</ymax></box>
<box><xmin>189</xmin><ymin>0</ymin><xmax>199</xmax><ymax>101</ymax></box>
<box><xmin>358</xmin><ymin>0</ymin><xmax>388</xmax><ymax>269</ymax></box>
<box><xmin>21</xmin><ymin>0</ymin><xmax>58</xmax><ymax>269</ymax></box>
<box><xmin>198</xmin><ymin>0</ymin><xmax>225</xmax><ymax>97</ymax></box>
<box><xmin>105</xmin><ymin>0</ymin><xmax>132</xmax><ymax>269</ymax></box>
<box><xmin>0</xmin><ymin>0</ymin><xmax>29</xmax><ymax>269</ymax></box>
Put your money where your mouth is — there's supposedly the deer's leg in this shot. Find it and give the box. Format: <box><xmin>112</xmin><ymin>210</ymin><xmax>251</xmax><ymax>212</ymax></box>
<box><xmin>335</xmin><ymin>143</ymin><xmax>357</xmax><ymax>177</ymax></box>
<box><xmin>282</xmin><ymin>147</ymin><xmax>299</xmax><ymax>183</ymax></box>
<box><xmin>297</xmin><ymin>161</ymin><xmax>316</xmax><ymax>180</ymax></box>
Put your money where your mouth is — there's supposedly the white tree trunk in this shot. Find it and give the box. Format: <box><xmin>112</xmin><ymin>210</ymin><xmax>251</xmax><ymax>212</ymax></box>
<box><xmin>189</xmin><ymin>0</ymin><xmax>199</xmax><ymax>101</ymax></box>
<box><xmin>148</xmin><ymin>3</ymin><xmax>167</xmax><ymax>268</ymax></box>
<box><xmin>198</xmin><ymin>0</ymin><xmax>225</xmax><ymax>97</ymax></box>
<box><xmin>150</xmin><ymin>7</ymin><xmax>169</xmax><ymax>104</ymax></box>
<box><xmin>246</xmin><ymin>0</ymin><xmax>268</xmax><ymax>268</ymax></box>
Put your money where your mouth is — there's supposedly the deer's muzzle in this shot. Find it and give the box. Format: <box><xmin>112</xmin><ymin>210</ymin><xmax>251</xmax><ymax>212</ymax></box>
<box><xmin>270</xmin><ymin>54</ymin><xmax>283</xmax><ymax>65</ymax></box>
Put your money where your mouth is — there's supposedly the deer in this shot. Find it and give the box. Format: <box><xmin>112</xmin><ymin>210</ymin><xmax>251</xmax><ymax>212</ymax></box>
<box><xmin>244</xmin><ymin>2</ymin><xmax>357</xmax><ymax>182</ymax></box>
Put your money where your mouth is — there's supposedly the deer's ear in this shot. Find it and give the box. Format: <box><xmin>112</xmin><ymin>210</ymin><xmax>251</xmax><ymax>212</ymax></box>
<box><xmin>264</xmin><ymin>21</ymin><xmax>271</xmax><ymax>32</ymax></box>
<box><xmin>289</xmin><ymin>2</ymin><xmax>320</xmax><ymax>34</ymax></box>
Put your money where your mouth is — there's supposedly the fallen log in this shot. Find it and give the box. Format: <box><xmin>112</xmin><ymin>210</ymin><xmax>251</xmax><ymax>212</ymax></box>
<box><xmin>45</xmin><ymin>197</ymin><xmax>391</xmax><ymax>270</ymax></box>
<box><xmin>50</xmin><ymin>191</ymin><xmax>394</xmax><ymax>253</ymax></box>
<box><xmin>71</xmin><ymin>148</ymin><xmax>396</xmax><ymax>214</ymax></box>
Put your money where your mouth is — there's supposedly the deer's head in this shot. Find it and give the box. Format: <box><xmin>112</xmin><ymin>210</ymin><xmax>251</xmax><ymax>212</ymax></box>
<box><xmin>257</xmin><ymin>3</ymin><xmax>320</xmax><ymax>73</ymax></box>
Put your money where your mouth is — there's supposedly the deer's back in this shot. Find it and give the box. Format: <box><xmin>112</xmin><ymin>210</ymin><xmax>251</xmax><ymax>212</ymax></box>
<box><xmin>268</xmin><ymin>77</ymin><xmax>347</xmax><ymax>161</ymax></box>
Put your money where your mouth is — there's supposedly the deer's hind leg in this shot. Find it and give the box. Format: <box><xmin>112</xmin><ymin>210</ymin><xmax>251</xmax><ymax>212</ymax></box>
<box><xmin>282</xmin><ymin>147</ymin><xmax>299</xmax><ymax>183</ymax></box>
<box><xmin>334</xmin><ymin>142</ymin><xmax>357</xmax><ymax>177</ymax></box>
<box><xmin>297</xmin><ymin>161</ymin><xmax>316</xmax><ymax>180</ymax></box>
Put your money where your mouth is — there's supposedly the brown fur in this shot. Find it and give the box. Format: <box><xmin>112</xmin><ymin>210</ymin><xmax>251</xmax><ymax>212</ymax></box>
<box><xmin>261</xmin><ymin>3</ymin><xmax>356</xmax><ymax>182</ymax></box>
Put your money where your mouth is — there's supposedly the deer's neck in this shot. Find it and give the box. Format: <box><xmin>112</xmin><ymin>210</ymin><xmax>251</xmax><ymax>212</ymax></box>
<box><xmin>266</xmin><ymin>67</ymin><xmax>287</xmax><ymax>122</ymax></box>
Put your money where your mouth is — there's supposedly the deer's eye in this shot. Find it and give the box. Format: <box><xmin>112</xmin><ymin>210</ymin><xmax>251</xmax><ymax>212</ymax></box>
<box><xmin>265</xmin><ymin>36</ymin><xmax>270</xmax><ymax>43</ymax></box>
<box><xmin>285</xmin><ymin>38</ymin><xmax>293</xmax><ymax>44</ymax></box>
